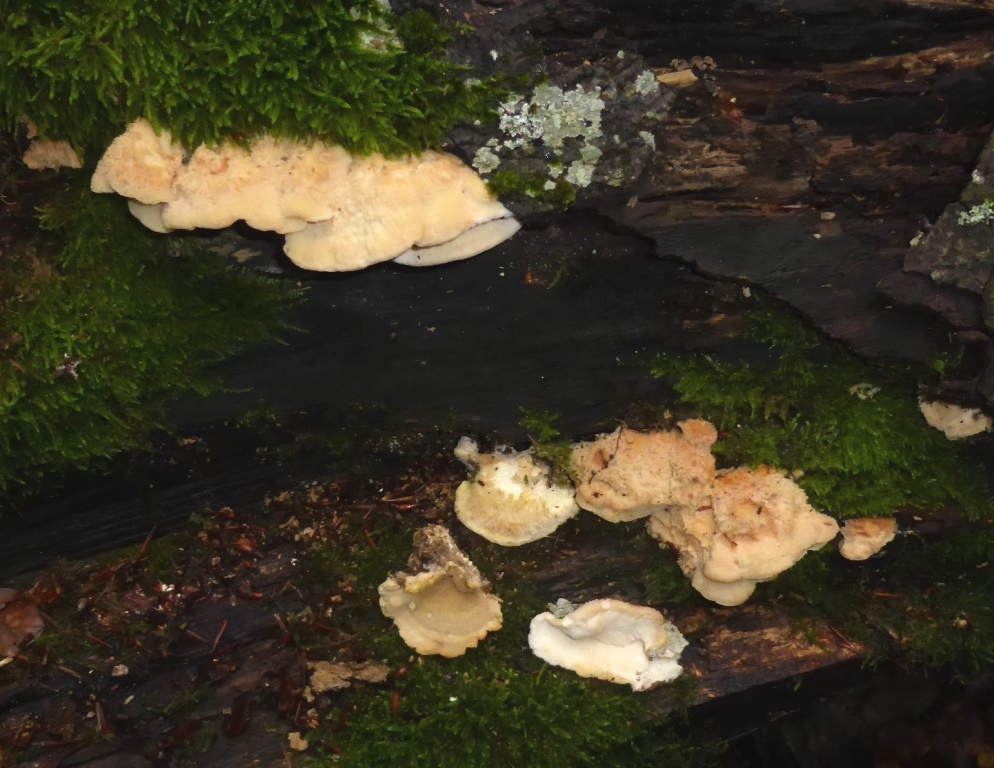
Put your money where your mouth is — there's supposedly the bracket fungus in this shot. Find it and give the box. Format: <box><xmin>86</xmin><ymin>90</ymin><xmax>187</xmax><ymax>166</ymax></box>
<box><xmin>570</xmin><ymin>420</ymin><xmax>717</xmax><ymax>523</ymax></box>
<box><xmin>453</xmin><ymin>437</ymin><xmax>579</xmax><ymax>546</ymax></box>
<box><xmin>918</xmin><ymin>400</ymin><xmax>992</xmax><ymax>440</ymax></box>
<box><xmin>648</xmin><ymin>466</ymin><xmax>840</xmax><ymax>606</ymax></box>
<box><xmin>378</xmin><ymin>525</ymin><xmax>502</xmax><ymax>658</ymax></box>
<box><xmin>838</xmin><ymin>518</ymin><xmax>899</xmax><ymax>561</ymax></box>
<box><xmin>22</xmin><ymin>139</ymin><xmax>82</xmax><ymax>171</ymax></box>
<box><xmin>91</xmin><ymin>119</ymin><xmax>520</xmax><ymax>272</ymax></box>
<box><xmin>528</xmin><ymin>598</ymin><xmax>688</xmax><ymax>691</ymax></box>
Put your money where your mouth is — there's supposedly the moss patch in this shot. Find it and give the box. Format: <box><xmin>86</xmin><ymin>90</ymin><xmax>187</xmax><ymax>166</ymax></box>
<box><xmin>0</xmin><ymin>180</ymin><xmax>298</xmax><ymax>493</ymax></box>
<box><xmin>1</xmin><ymin>3</ymin><xmax>500</xmax><ymax>157</ymax></box>
<box><xmin>487</xmin><ymin>170</ymin><xmax>578</xmax><ymax>209</ymax></box>
<box><xmin>763</xmin><ymin>524</ymin><xmax>994</xmax><ymax>675</ymax></box>
<box><xmin>518</xmin><ymin>407</ymin><xmax>575</xmax><ymax>486</ymax></box>
<box><xmin>649</xmin><ymin>301</ymin><xmax>989</xmax><ymax>520</ymax></box>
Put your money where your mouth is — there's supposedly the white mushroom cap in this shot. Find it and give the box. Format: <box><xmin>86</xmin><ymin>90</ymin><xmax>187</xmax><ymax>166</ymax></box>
<box><xmin>690</xmin><ymin>572</ymin><xmax>759</xmax><ymax>606</ymax></box>
<box><xmin>454</xmin><ymin>438</ymin><xmax>579</xmax><ymax>547</ymax></box>
<box><xmin>378</xmin><ymin>525</ymin><xmax>502</xmax><ymax>658</ymax></box>
<box><xmin>838</xmin><ymin>518</ymin><xmax>898</xmax><ymax>561</ymax></box>
<box><xmin>919</xmin><ymin>400</ymin><xmax>992</xmax><ymax>440</ymax></box>
<box><xmin>528</xmin><ymin>598</ymin><xmax>688</xmax><ymax>691</ymax></box>
<box><xmin>570</xmin><ymin>420</ymin><xmax>717</xmax><ymax>523</ymax></box>
<box><xmin>90</xmin><ymin>120</ymin><xmax>520</xmax><ymax>273</ymax></box>
<box><xmin>649</xmin><ymin>466</ymin><xmax>840</xmax><ymax>606</ymax></box>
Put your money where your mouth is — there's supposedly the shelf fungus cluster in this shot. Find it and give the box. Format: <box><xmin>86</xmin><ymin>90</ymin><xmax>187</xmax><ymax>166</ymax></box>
<box><xmin>378</xmin><ymin>525</ymin><xmax>502</xmax><ymax>658</ymax></box>
<box><xmin>451</xmin><ymin>419</ymin><xmax>857</xmax><ymax>608</ymax></box>
<box><xmin>838</xmin><ymin>518</ymin><xmax>899</xmax><ymax>561</ymax></box>
<box><xmin>648</xmin><ymin>467</ymin><xmax>840</xmax><ymax>606</ymax></box>
<box><xmin>529</xmin><ymin>598</ymin><xmax>688</xmax><ymax>691</ymax></box>
<box><xmin>90</xmin><ymin>119</ymin><xmax>520</xmax><ymax>272</ymax></box>
<box><xmin>570</xmin><ymin>420</ymin><xmax>718</xmax><ymax>523</ymax></box>
<box><xmin>453</xmin><ymin>437</ymin><xmax>579</xmax><ymax>546</ymax></box>
<box><xmin>918</xmin><ymin>399</ymin><xmax>993</xmax><ymax>440</ymax></box>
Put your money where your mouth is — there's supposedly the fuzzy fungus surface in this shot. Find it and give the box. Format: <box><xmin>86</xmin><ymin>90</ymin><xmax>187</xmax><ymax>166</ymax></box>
<box><xmin>528</xmin><ymin>598</ymin><xmax>688</xmax><ymax>691</ymax></box>
<box><xmin>91</xmin><ymin>120</ymin><xmax>519</xmax><ymax>272</ymax></box>
<box><xmin>649</xmin><ymin>466</ymin><xmax>840</xmax><ymax>606</ymax></box>
<box><xmin>570</xmin><ymin>420</ymin><xmax>717</xmax><ymax>523</ymax></box>
<box><xmin>919</xmin><ymin>400</ymin><xmax>993</xmax><ymax>440</ymax></box>
<box><xmin>838</xmin><ymin>518</ymin><xmax>898</xmax><ymax>561</ymax></box>
<box><xmin>453</xmin><ymin>437</ymin><xmax>579</xmax><ymax>546</ymax></box>
<box><xmin>378</xmin><ymin>525</ymin><xmax>502</xmax><ymax>658</ymax></box>
<box><xmin>22</xmin><ymin>139</ymin><xmax>81</xmax><ymax>171</ymax></box>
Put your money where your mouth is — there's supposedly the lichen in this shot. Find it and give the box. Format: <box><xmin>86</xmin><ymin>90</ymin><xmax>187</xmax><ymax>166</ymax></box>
<box><xmin>957</xmin><ymin>200</ymin><xmax>994</xmax><ymax>226</ymax></box>
<box><xmin>633</xmin><ymin>69</ymin><xmax>660</xmax><ymax>96</ymax></box>
<box><xmin>472</xmin><ymin>145</ymin><xmax>501</xmax><ymax>174</ymax></box>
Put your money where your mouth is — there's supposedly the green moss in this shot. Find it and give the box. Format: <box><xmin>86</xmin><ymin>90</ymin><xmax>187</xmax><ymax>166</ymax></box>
<box><xmin>315</xmin><ymin>662</ymin><xmax>633</xmax><ymax>768</ymax></box>
<box><xmin>306</xmin><ymin>579</ymin><xmax>711</xmax><ymax>768</ymax></box>
<box><xmin>0</xmin><ymin>182</ymin><xmax>298</xmax><ymax>493</ymax></box>
<box><xmin>650</xmin><ymin>302</ymin><xmax>989</xmax><ymax>520</ymax></box>
<box><xmin>487</xmin><ymin>170</ymin><xmax>578</xmax><ymax>208</ymax></box>
<box><xmin>643</xmin><ymin>552</ymin><xmax>696</xmax><ymax>608</ymax></box>
<box><xmin>293</xmin><ymin>489</ymin><xmax>717</xmax><ymax>768</ymax></box>
<box><xmin>1</xmin><ymin>3</ymin><xmax>500</xmax><ymax>157</ymax></box>
<box><xmin>518</xmin><ymin>407</ymin><xmax>575</xmax><ymax>486</ymax></box>
<box><xmin>763</xmin><ymin>525</ymin><xmax>994</xmax><ymax>674</ymax></box>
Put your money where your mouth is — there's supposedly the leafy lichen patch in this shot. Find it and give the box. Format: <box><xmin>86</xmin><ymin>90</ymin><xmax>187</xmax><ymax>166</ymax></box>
<box><xmin>465</xmin><ymin>55</ymin><xmax>671</xmax><ymax>212</ymax></box>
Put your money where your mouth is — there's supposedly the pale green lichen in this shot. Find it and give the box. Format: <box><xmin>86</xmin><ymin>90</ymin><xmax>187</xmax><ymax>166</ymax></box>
<box><xmin>634</xmin><ymin>69</ymin><xmax>659</xmax><ymax>96</ymax></box>
<box><xmin>497</xmin><ymin>85</ymin><xmax>605</xmax><ymax>151</ymax></box>
<box><xmin>472</xmin><ymin>146</ymin><xmax>501</xmax><ymax>174</ymax></box>
<box><xmin>486</xmin><ymin>83</ymin><xmax>605</xmax><ymax>190</ymax></box>
<box><xmin>957</xmin><ymin>200</ymin><xmax>994</xmax><ymax>226</ymax></box>
<box><xmin>476</xmin><ymin>64</ymin><xmax>666</xmax><ymax>203</ymax></box>
<box><xmin>566</xmin><ymin>144</ymin><xmax>604</xmax><ymax>187</ymax></box>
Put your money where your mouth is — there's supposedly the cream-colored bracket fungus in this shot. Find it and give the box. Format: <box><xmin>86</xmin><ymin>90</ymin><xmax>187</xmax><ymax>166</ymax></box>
<box><xmin>648</xmin><ymin>466</ymin><xmax>840</xmax><ymax>606</ymax></box>
<box><xmin>91</xmin><ymin>119</ymin><xmax>520</xmax><ymax>272</ymax></box>
<box><xmin>453</xmin><ymin>437</ymin><xmax>579</xmax><ymax>546</ymax></box>
<box><xmin>570</xmin><ymin>420</ymin><xmax>718</xmax><ymax>523</ymax></box>
<box><xmin>528</xmin><ymin>598</ymin><xmax>688</xmax><ymax>691</ymax></box>
<box><xmin>838</xmin><ymin>518</ymin><xmax>898</xmax><ymax>561</ymax></box>
<box><xmin>918</xmin><ymin>400</ymin><xmax>992</xmax><ymax>440</ymax></box>
<box><xmin>378</xmin><ymin>525</ymin><xmax>502</xmax><ymax>657</ymax></box>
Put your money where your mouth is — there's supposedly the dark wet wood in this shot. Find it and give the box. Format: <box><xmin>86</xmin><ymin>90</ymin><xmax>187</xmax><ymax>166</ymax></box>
<box><xmin>420</xmin><ymin>0</ymin><xmax>994</xmax><ymax>359</ymax></box>
<box><xmin>4</xmin><ymin>2</ymin><xmax>994</xmax><ymax>762</ymax></box>
<box><xmin>0</xmin><ymin>465</ymin><xmax>867</xmax><ymax>768</ymax></box>
<box><xmin>494</xmin><ymin>519</ymin><xmax>864</xmax><ymax>706</ymax></box>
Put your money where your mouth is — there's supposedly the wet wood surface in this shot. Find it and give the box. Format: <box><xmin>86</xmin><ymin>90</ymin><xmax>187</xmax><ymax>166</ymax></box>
<box><xmin>4</xmin><ymin>0</ymin><xmax>994</xmax><ymax>763</ymax></box>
